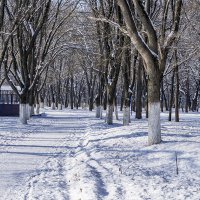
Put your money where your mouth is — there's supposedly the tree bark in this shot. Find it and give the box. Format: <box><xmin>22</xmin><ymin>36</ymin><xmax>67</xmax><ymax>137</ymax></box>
<box><xmin>169</xmin><ymin>71</ymin><xmax>175</xmax><ymax>121</ymax></box>
<box><xmin>95</xmin><ymin>94</ymin><xmax>101</xmax><ymax>118</ymax></box>
<box><xmin>70</xmin><ymin>77</ymin><xmax>74</xmax><ymax>110</ymax></box>
<box><xmin>148</xmin><ymin>72</ymin><xmax>161</xmax><ymax>145</ymax></box>
<box><xmin>174</xmin><ymin>50</ymin><xmax>179</xmax><ymax>122</ymax></box>
<box><xmin>135</xmin><ymin>57</ymin><xmax>143</xmax><ymax>119</ymax></box>
<box><xmin>192</xmin><ymin>81</ymin><xmax>200</xmax><ymax>112</ymax></box>
<box><xmin>19</xmin><ymin>94</ymin><xmax>29</xmax><ymax>124</ymax></box>
<box><xmin>185</xmin><ymin>74</ymin><xmax>190</xmax><ymax>113</ymax></box>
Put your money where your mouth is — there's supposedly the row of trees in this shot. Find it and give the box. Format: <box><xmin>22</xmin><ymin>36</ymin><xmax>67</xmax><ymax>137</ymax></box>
<box><xmin>0</xmin><ymin>0</ymin><xmax>80</xmax><ymax>123</ymax></box>
<box><xmin>0</xmin><ymin>0</ymin><xmax>199</xmax><ymax>145</ymax></box>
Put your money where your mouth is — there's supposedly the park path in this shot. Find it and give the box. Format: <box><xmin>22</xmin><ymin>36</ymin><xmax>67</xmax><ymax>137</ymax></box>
<box><xmin>0</xmin><ymin>109</ymin><xmax>132</xmax><ymax>200</ymax></box>
<box><xmin>0</xmin><ymin>109</ymin><xmax>90</xmax><ymax>199</ymax></box>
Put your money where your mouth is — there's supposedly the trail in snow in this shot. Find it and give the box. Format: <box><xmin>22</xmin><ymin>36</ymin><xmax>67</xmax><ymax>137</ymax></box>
<box><xmin>0</xmin><ymin>108</ymin><xmax>200</xmax><ymax>200</ymax></box>
<box><xmin>65</xmin><ymin>116</ymin><xmax>132</xmax><ymax>200</ymax></box>
<box><xmin>0</xmin><ymin>109</ymin><xmax>87</xmax><ymax>199</ymax></box>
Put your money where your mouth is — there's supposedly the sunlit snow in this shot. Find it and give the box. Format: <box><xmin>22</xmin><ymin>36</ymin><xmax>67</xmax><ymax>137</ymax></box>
<box><xmin>0</xmin><ymin>108</ymin><xmax>199</xmax><ymax>200</ymax></box>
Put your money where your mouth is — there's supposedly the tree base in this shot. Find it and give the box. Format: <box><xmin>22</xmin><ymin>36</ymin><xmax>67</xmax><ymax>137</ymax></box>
<box><xmin>123</xmin><ymin>106</ymin><xmax>130</xmax><ymax>125</ymax></box>
<box><xmin>107</xmin><ymin>105</ymin><xmax>113</xmax><ymax>125</ymax></box>
<box><xmin>148</xmin><ymin>102</ymin><xmax>161</xmax><ymax>145</ymax></box>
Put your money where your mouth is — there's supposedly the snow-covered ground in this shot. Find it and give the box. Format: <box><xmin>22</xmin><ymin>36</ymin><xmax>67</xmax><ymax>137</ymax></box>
<box><xmin>0</xmin><ymin>108</ymin><xmax>199</xmax><ymax>200</ymax></box>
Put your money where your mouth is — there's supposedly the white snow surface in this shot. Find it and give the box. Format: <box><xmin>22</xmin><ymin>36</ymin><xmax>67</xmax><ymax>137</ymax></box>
<box><xmin>0</xmin><ymin>108</ymin><xmax>200</xmax><ymax>200</ymax></box>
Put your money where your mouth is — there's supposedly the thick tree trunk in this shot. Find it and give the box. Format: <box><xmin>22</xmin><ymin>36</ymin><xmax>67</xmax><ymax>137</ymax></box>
<box><xmin>148</xmin><ymin>73</ymin><xmax>161</xmax><ymax>145</ymax></box>
<box><xmin>19</xmin><ymin>104</ymin><xmax>29</xmax><ymax>124</ymax></box>
<box><xmin>19</xmin><ymin>95</ymin><xmax>29</xmax><ymax>124</ymax></box>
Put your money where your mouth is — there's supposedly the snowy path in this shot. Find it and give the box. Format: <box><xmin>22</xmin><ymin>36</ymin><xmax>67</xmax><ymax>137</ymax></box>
<box><xmin>0</xmin><ymin>109</ymin><xmax>89</xmax><ymax>199</ymax></box>
<box><xmin>0</xmin><ymin>108</ymin><xmax>200</xmax><ymax>200</ymax></box>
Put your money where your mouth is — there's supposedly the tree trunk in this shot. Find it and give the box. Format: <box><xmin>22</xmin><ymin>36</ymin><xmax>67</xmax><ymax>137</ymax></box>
<box><xmin>135</xmin><ymin>58</ymin><xmax>143</xmax><ymax>119</ymax></box>
<box><xmin>50</xmin><ymin>85</ymin><xmax>56</xmax><ymax>110</ymax></box>
<box><xmin>114</xmin><ymin>96</ymin><xmax>119</xmax><ymax>120</ymax></box>
<box><xmin>35</xmin><ymin>92</ymin><xmax>40</xmax><ymax>115</ymax></box>
<box><xmin>148</xmin><ymin>72</ymin><xmax>161</xmax><ymax>145</ymax></box>
<box><xmin>19</xmin><ymin>95</ymin><xmax>29</xmax><ymax>124</ymax></box>
<box><xmin>19</xmin><ymin>104</ymin><xmax>29</xmax><ymax>124</ymax></box>
<box><xmin>191</xmin><ymin>81</ymin><xmax>199</xmax><ymax>112</ymax></box>
<box><xmin>70</xmin><ymin>77</ymin><xmax>74</xmax><ymax>109</ymax></box>
<box><xmin>106</xmin><ymin>84</ymin><xmax>116</xmax><ymax>125</ymax></box>
<box><xmin>174</xmin><ymin>50</ymin><xmax>179</xmax><ymax>122</ymax></box>
<box><xmin>107</xmin><ymin>103</ymin><xmax>113</xmax><ymax>125</ymax></box>
<box><xmin>123</xmin><ymin>91</ymin><xmax>131</xmax><ymax>125</ymax></box>
<box><xmin>58</xmin><ymin>103</ymin><xmax>62</xmax><ymax>110</ymax></box>
<box><xmin>89</xmin><ymin>94</ymin><xmax>94</xmax><ymax>111</ymax></box>
<box><xmin>57</xmin><ymin>80</ymin><xmax>62</xmax><ymax>110</ymax></box>
<box><xmin>103</xmin><ymin>90</ymin><xmax>107</xmax><ymax>110</ymax></box>
<box><xmin>122</xmin><ymin>37</ymin><xmax>131</xmax><ymax>124</ymax></box>
<box><xmin>40</xmin><ymin>92</ymin><xmax>45</xmax><ymax>108</ymax></box>
<box><xmin>120</xmin><ymin>90</ymin><xmax>124</xmax><ymax>111</ymax></box>
<box><xmin>163</xmin><ymin>90</ymin><xmax>168</xmax><ymax>111</ymax></box>
<box><xmin>35</xmin><ymin>104</ymin><xmax>40</xmax><ymax>115</ymax></box>
<box><xmin>185</xmin><ymin>75</ymin><xmax>190</xmax><ymax>113</ymax></box>
<box><xmin>161</xmin><ymin>80</ymin><xmax>164</xmax><ymax>112</ymax></box>
<box><xmin>169</xmin><ymin>71</ymin><xmax>175</xmax><ymax>121</ymax></box>
<box><xmin>192</xmin><ymin>90</ymin><xmax>199</xmax><ymax>112</ymax></box>
<box><xmin>146</xmin><ymin>91</ymin><xmax>148</xmax><ymax>118</ymax></box>
<box><xmin>95</xmin><ymin>94</ymin><xmax>101</xmax><ymax>118</ymax></box>
<box><xmin>123</xmin><ymin>106</ymin><xmax>130</xmax><ymax>125</ymax></box>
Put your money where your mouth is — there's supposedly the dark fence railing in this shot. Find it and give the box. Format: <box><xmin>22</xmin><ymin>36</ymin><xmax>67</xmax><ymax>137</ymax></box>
<box><xmin>0</xmin><ymin>104</ymin><xmax>19</xmax><ymax>116</ymax></box>
<box><xmin>0</xmin><ymin>91</ymin><xmax>19</xmax><ymax>116</ymax></box>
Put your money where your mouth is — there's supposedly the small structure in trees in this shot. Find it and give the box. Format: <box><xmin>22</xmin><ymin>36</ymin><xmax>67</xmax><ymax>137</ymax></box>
<box><xmin>0</xmin><ymin>85</ymin><xmax>20</xmax><ymax>116</ymax></box>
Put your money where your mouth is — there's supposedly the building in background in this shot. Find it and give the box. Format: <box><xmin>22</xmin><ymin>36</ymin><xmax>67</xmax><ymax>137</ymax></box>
<box><xmin>0</xmin><ymin>85</ymin><xmax>20</xmax><ymax>116</ymax></box>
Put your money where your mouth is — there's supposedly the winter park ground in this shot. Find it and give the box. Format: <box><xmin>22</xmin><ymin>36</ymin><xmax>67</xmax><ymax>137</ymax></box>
<box><xmin>0</xmin><ymin>108</ymin><xmax>199</xmax><ymax>200</ymax></box>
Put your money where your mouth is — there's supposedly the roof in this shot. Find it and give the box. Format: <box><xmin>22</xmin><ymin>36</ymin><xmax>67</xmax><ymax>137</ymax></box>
<box><xmin>0</xmin><ymin>85</ymin><xmax>21</xmax><ymax>91</ymax></box>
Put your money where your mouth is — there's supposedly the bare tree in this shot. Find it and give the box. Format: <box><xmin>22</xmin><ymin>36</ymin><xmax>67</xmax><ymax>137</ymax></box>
<box><xmin>117</xmin><ymin>0</ymin><xmax>183</xmax><ymax>144</ymax></box>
